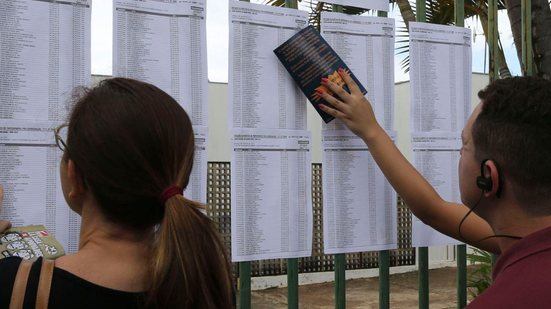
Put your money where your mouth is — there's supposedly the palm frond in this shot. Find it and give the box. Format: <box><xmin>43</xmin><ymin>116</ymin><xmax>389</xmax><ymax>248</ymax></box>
<box><xmin>265</xmin><ymin>0</ymin><xmax>291</xmax><ymax>7</ymax></box>
<box><xmin>266</xmin><ymin>0</ymin><xmax>508</xmax><ymax>75</ymax></box>
<box><xmin>466</xmin><ymin>247</ymin><xmax>492</xmax><ymax>299</ymax></box>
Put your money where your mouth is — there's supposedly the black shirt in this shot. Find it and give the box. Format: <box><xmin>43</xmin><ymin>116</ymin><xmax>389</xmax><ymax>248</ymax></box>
<box><xmin>0</xmin><ymin>257</ymin><xmax>145</xmax><ymax>309</ymax></box>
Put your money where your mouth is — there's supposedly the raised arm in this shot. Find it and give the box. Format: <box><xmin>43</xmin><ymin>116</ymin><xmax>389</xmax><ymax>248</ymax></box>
<box><xmin>0</xmin><ymin>185</ymin><xmax>12</xmax><ymax>232</ymax></box>
<box><xmin>318</xmin><ymin>70</ymin><xmax>500</xmax><ymax>254</ymax></box>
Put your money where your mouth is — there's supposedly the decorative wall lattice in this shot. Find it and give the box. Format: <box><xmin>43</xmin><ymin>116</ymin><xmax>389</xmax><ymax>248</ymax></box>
<box><xmin>207</xmin><ymin>162</ymin><xmax>415</xmax><ymax>277</ymax></box>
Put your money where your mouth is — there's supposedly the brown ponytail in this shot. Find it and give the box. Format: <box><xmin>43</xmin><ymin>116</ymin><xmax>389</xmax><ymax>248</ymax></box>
<box><xmin>66</xmin><ymin>78</ymin><xmax>233</xmax><ymax>308</ymax></box>
<box><xmin>148</xmin><ymin>196</ymin><xmax>233</xmax><ymax>308</ymax></box>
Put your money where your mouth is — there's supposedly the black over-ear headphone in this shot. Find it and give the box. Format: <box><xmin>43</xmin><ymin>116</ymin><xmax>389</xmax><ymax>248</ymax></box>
<box><xmin>476</xmin><ymin>159</ymin><xmax>502</xmax><ymax>197</ymax></box>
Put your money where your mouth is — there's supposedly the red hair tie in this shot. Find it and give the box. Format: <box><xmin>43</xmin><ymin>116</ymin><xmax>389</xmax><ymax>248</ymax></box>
<box><xmin>160</xmin><ymin>185</ymin><xmax>183</xmax><ymax>204</ymax></box>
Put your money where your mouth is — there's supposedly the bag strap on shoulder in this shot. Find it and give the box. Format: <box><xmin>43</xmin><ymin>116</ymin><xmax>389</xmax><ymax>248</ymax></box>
<box><xmin>36</xmin><ymin>259</ymin><xmax>54</xmax><ymax>309</ymax></box>
<box><xmin>9</xmin><ymin>260</ymin><xmax>33</xmax><ymax>309</ymax></box>
<box><xmin>9</xmin><ymin>259</ymin><xmax>55</xmax><ymax>309</ymax></box>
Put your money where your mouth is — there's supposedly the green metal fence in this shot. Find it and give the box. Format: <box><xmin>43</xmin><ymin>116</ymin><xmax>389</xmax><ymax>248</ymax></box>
<box><xmin>227</xmin><ymin>0</ymin><xmax>534</xmax><ymax>307</ymax></box>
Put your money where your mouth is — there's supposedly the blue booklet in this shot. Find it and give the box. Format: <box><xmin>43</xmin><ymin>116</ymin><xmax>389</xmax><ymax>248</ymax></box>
<box><xmin>274</xmin><ymin>25</ymin><xmax>367</xmax><ymax>123</ymax></box>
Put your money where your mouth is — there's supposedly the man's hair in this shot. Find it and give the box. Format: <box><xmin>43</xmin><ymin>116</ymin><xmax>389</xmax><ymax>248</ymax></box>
<box><xmin>473</xmin><ymin>76</ymin><xmax>551</xmax><ymax>215</ymax></box>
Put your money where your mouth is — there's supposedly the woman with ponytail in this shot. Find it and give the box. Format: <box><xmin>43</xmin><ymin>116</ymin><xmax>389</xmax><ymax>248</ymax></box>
<box><xmin>0</xmin><ymin>78</ymin><xmax>234</xmax><ymax>308</ymax></box>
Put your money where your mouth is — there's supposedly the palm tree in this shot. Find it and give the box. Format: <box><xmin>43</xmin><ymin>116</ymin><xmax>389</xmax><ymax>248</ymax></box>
<box><xmin>504</xmin><ymin>0</ymin><xmax>551</xmax><ymax>78</ymax></box>
<box><xmin>268</xmin><ymin>0</ymin><xmax>551</xmax><ymax>79</ymax></box>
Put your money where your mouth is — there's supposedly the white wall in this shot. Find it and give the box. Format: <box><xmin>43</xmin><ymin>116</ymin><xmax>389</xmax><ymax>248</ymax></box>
<box><xmin>207</xmin><ymin>82</ymin><xmax>231</xmax><ymax>162</ymax></box>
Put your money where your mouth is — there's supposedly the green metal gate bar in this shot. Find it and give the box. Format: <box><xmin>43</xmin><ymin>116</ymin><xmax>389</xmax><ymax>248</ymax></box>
<box><xmin>285</xmin><ymin>2</ymin><xmax>300</xmax><ymax>308</ymax></box>
<box><xmin>376</xmin><ymin>6</ymin><xmax>391</xmax><ymax>307</ymax></box>
<box><xmin>329</xmin><ymin>4</ymin><xmax>346</xmax><ymax>308</ymax></box>
<box><xmin>335</xmin><ymin>253</ymin><xmax>346</xmax><ymax>309</ymax></box>
<box><xmin>456</xmin><ymin>245</ymin><xmax>467</xmax><ymax>308</ymax></box>
<box><xmin>376</xmin><ymin>4</ymin><xmax>392</xmax><ymax>307</ymax></box>
<box><xmin>521</xmin><ymin>0</ymin><xmax>533</xmax><ymax>76</ymax></box>
<box><xmin>239</xmin><ymin>261</ymin><xmax>251</xmax><ymax>309</ymax></box>
<box><xmin>285</xmin><ymin>5</ymin><xmax>300</xmax><ymax>307</ymax></box>
<box><xmin>287</xmin><ymin>258</ymin><xmax>299</xmax><ymax>309</ymax></box>
<box><xmin>454</xmin><ymin>0</ymin><xmax>468</xmax><ymax>306</ymax></box>
<box><xmin>418</xmin><ymin>248</ymin><xmax>429</xmax><ymax>309</ymax></box>
<box><xmin>414</xmin><ymin>0</ymin><xmax>429</xmax><ymax>307</ymax></box>
<box><xmin>378</xmin><ymin>250</ymin><xmax>390</xmax><ymax>309</ymax></box>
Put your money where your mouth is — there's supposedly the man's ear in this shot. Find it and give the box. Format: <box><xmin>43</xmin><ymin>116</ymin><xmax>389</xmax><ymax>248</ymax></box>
<box><xmin>483</xmin><ymin>160</ymin><xmax>501</xmax><ymax>198</ymax></box>
<box><xmin>67</xmin><ymin>160</ymin><xmax>86</xmax><ymax>199</ymax></box>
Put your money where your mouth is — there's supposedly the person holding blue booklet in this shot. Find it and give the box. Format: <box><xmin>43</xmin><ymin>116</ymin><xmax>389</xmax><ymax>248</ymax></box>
<box><xmin>318</xmin><ymin>69</ymin><xmax>551</xmax><ymax>307</ymax></box>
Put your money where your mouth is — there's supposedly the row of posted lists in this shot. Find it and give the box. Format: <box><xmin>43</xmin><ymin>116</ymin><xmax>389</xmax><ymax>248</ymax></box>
<box><xmin>320</xmin><ymin>12</ymin><xmax>397</xmax><ymax>254</ymax></box>
<box><xmin>230</xmin><ymin>1</ymin><xmax>398</xmax><ymax>261</ymax></box>
<box><xmin>409</xmin><ymin>22</ymin><xmax>472</xmax><ymax>247</ymax></box>
<box><xmin>0</xmin><ymin>0</ymin><xmax>91</xmax><ymax>254</ymax></box>
<box><xmin>229</xmin><ymin>2</ymin><xmax>313</xmax><ymax>262</ymax></box>
<box><xmin>0</xmin><ymin>0</ymin><xmax>210</xmax><ymax>255</ymax></box>
<box><xmin>0</xmin><ymin>0</ymin><xmax>474</xmax><ymax>261</ymax></box>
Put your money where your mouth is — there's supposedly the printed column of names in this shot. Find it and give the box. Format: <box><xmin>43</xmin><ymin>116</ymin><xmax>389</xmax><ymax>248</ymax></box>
<box><xmin>409</xmin><ymin>22</ymin><xmax>471</xmax><ymax>247</ymax></box>
<box><xmin>322</xmin><ymin>130</ymin><xmax>397</xmax><ymax>254</ymax></box>
<box><xmin>113</xmin><ymin>0</ymin><xmax>208</xmax><ymax>204</ymax></box>
<box><xmin>114</xmin><ymin>0</ymin><xmax>207</xmax><ymax>126</ymax></box>
<box><xmin>320</xmin><ymin>12</ymin><xmax>398</xmax><ymax>254</ymax></box>
<box><xmin>0</xmin><ymin>0</ymin><xmax>90</xmax><ymax>254</ymax></box>
<box><xmin>0</xmin><ymin>120</ymin><xmax>80</xmax><ymax>252</ymax></box>
<box><xmin>229</xmin><ymin>1</ymin><xmax>312</xmax><ymax>262</ymax></box>
<box><xmin>231</xmin><ymin>130</ymin><xmax>311</xmax><ymax>261</ymax></box>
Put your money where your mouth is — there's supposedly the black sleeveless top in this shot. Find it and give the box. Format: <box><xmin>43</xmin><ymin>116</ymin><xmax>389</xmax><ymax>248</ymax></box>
<box><xmin>0</xmin><ymin>257</ymin><xmax>145</xmax><ymax>309</ymax></box>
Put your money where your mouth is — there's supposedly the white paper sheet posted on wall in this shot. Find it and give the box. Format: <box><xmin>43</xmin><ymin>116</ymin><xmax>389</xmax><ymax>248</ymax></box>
<box><xmin>230</xmin><ymin>129</ymin><xmax>313</xmax><ymax>262</ymax></box>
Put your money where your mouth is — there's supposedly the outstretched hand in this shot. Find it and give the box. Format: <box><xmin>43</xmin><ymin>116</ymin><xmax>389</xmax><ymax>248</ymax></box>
<box><xmin>318</xmin><ymin>69</ymin><xmax>382</xmax><ymax>141</ymax></box>
<box><xmin>0</xmin><ymin>185</ymin><xmax>12</xmax><ymax>232</ymax></box>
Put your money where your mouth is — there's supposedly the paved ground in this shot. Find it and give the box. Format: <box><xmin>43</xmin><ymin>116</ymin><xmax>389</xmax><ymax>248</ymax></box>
<box><xmin>250</xmin><ymin>267</ymin><xmax>463</xmax><ymax>308</ymax></box>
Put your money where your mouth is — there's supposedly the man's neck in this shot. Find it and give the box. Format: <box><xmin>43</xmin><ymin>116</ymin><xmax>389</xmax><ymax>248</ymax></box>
<box><xmin>492</xmin><ymin>211</ymin><xmax>551</xmax><ymax>253</ymax></box>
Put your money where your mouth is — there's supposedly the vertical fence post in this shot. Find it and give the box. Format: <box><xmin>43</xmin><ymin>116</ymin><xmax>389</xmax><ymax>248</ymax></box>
<box><xmin>456</xmin><ymin>246</ymin><xmax>467</xmax><ymax>308</ymax></box>
<box><xmin>283</xmin><ymin>0</ymin><xmax>300</xmax><ymax>305</ymax></box>
<box><xmin>335</xmin><ymin>253</ymin><xmax>346</xmax><ymax>309</ymax></box>
<box><xmin>414</xmin><ymin>1</ymin><xmax>428</xmax><ymax>308</ymax></box>
<box><xmin>376</xmin><ymin>7</ymin><xmax>390</xmax><ymax>309</ymax></box>
<box><xmin>488</xmin><ymin>0</ymin><xmax>499</xmax><ymax>81</ymax></box>
<box><xmin>282</xmin><ymin>0</ymin><xmax>300</xmax><ymax>307</ymax></box>
<box><xmin>287</xmin><ymin>258</ymin><xmax>299</xmax><ymax>309</ymax></box>
<box><xmin>418</xmin><ymin>248</ymin><xmax>429</xmax><ymax>309</ymax></box>
<box><xmin>239</xmin><ymin>262</ymin><xmax>252</xmax><ymax>309</ymax></box>
<box><xmin>378</xmin><ymin>250</ymin><xmax>390</xmax><ymax>309</ymax></box>
<box><xmin>454</xmin><ymin>0</ymin><xmax>464</xmax><ymax>26</ymax></box>
<box><xmin>453</xmin><ymin>2</ymin><xmax>468</xmax><ymax>306</ymax></box>
<box><xmin>521</xmin><ymin>0</ymin><xmax>533</xmax><ymax>76</ymax></box>
<box><xmin>416</xmin><ymin>0</ymin><xmax>426</xmax><ymax>22</ymax></box>
<box><xmin>236</xmin><ymin>1</ymin><xmax>251</xmax><ymax>306</ymax></box>
<box><xmin>330</xmin><ymin>6</ymin><xmax>345</xmax><ymax>309</ymax></box>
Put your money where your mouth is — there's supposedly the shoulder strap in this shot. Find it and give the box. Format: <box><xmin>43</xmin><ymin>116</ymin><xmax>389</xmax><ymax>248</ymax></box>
<box><xmin>35</xmin><ymin>259</ymin><xmax>55</xmax><ymax>309</ymax></box>
<box><xmin>9</xmin><ymin>260</ymin><xmax>33</xmax><ymax>309</ymax></box>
